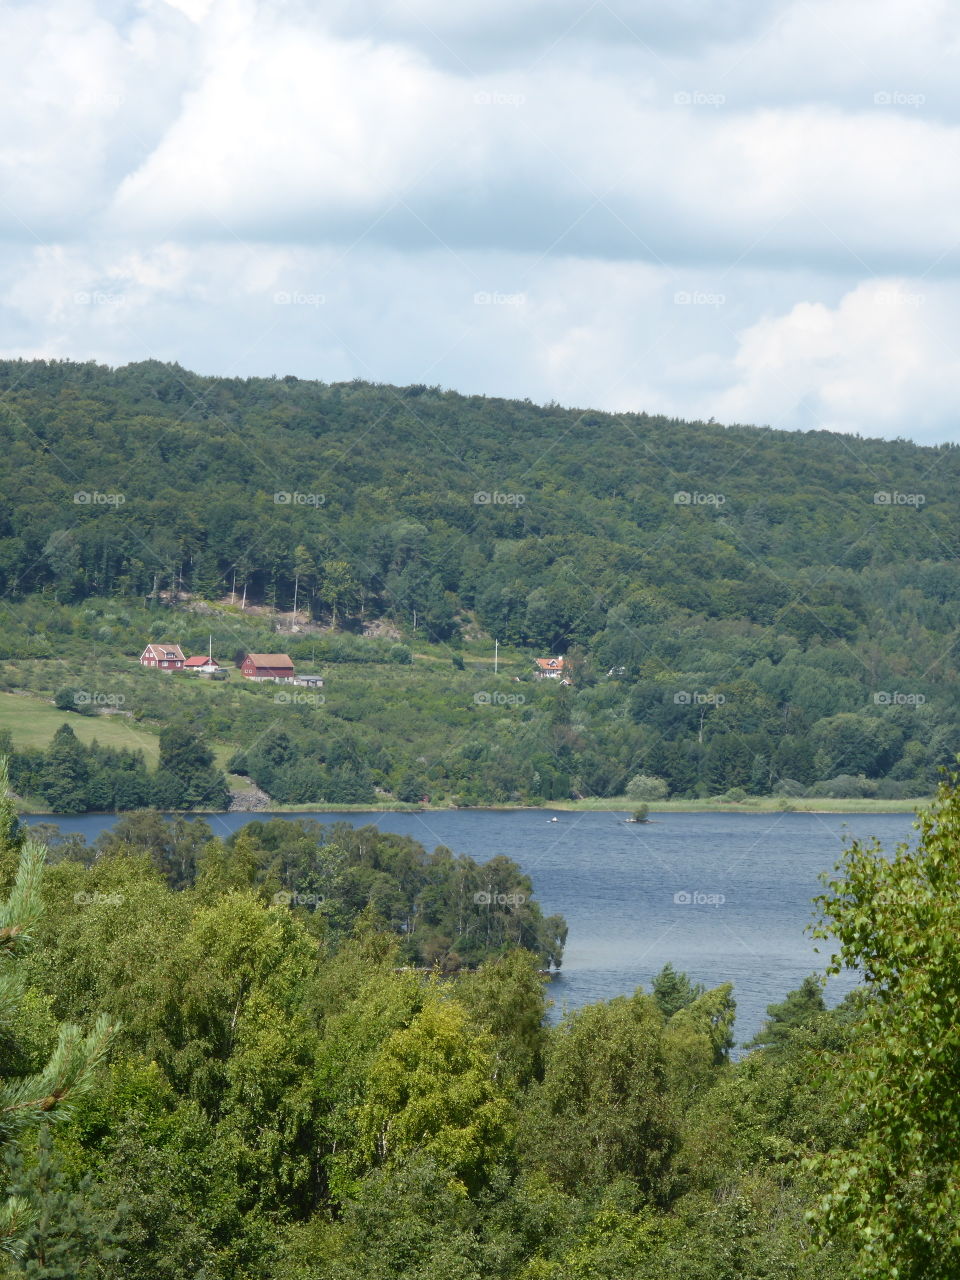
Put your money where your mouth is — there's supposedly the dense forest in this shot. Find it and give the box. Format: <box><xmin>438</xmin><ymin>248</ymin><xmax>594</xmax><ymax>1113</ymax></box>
<box><xmin>30</xmin><ymin>810</ymin><xmax>568</xmax><ymax>972</ymax></box>
<box><xmin>1</xmin><ymin>357</ymin><xmax>959</xmax><ymax>805</ymax></box>
<box><xmin>4</xmin><ymin>765</ymin><xmax>960</xmax><ymax>1277</ymax></box>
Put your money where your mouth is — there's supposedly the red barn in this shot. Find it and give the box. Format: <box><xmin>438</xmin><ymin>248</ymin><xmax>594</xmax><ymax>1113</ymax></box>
<box><xmin>241</xmin><ymin>653</ymin><xmax>295</xmax><ymax>682</ymax></box>
<box><xmin>140</xmin><ymin>643</ymin><xmax>185</xmax><ymax>671</ymax></box>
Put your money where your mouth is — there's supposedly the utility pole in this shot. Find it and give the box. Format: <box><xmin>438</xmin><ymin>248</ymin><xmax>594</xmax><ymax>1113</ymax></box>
<box><xmin>494</xmin><ymin>639</ymin><xmax>499</xmax><ymax>674</ymax></box>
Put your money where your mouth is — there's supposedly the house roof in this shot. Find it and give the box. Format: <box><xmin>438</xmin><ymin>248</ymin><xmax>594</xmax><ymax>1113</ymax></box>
<box><xmin>245</xmin><ymin>653</ymin><xmax>294</xmax><ymax>667</ymax></box>
<box><xmin>142</xmin><ymin>643</ymin><xmax>185</xmax><ymax>661</ymax></box>
<box><xmin>184</xmin><ymin>655</ymin><xmax>217</xmax><ymax>667</ymax></box>
<box><xmin>535</xmin><ymin>657</ymin><xmax>564</xmax><ymax>670</ymax></box>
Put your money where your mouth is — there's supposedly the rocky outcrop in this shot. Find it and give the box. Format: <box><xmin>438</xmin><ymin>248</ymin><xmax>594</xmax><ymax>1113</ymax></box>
<box><xmin>227</xmin><ymin>784</ymin><xmax>273</xmax><ymax>812</ymax></box>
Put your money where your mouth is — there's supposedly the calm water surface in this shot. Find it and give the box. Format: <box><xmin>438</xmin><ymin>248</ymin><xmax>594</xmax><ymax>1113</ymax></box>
<box><xmin>26</xmin><ymin>808</ymin><xmax>917</xmax><ymax>1047</ymax></box>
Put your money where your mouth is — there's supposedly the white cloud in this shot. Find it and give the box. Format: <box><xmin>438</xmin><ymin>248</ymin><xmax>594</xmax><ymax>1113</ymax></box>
<box><xmin>1</xmin><ymin>0</ymin><xmax>959</xmax><ymax>440</ymax></box>
<box><xmin>711</xmin><ymin>281</ymin><xmax>960</xmax><ymax>439</ymax></box>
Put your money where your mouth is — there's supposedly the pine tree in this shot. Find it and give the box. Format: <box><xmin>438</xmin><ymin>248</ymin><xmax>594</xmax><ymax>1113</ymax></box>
<box><xmin>651</xmin><ymin>962</ymin><xmax>704</xmax><ymax>1019</ymax></box>
<box><xmin>3</xmin><ymin>1127</ymin><xmax>128</xmax><ymax>1277</ymax></box>
<box><xmin>0</xmin><ymin>759</ymin><xmax>115</xmax><ymax>1258</ymax></box>
<box><xmin>745</xmin><ymin>974</ymin><xmax>826</xmax><ymax>1052</ymax></box>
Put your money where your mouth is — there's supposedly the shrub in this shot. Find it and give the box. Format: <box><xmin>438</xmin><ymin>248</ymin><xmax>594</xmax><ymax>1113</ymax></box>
<box><xmin>625</xmin><ymin>774</ymin><xmax>669</xmax><ymax>801</ymax></box>
<box><xmin>808</xmin><ymin>774</ymin><xmax>878</xmax><ymax>799</ymax></box>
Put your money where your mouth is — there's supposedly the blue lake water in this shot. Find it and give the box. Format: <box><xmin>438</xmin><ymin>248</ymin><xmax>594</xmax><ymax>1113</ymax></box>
<box><xmin>25</xmin><ymin>808</ymin><xmax>918</xmax><ymax>1047</ymax></box>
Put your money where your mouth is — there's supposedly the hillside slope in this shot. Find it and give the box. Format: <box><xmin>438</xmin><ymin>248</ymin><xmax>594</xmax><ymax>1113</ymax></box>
<box><xmin>0</xmin><ymin>357</ymin><xmax>958</xmax><ymax>805</ymax></box>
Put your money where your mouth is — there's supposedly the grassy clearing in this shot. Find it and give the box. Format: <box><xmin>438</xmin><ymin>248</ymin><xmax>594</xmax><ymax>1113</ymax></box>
<box><xmin>226</xmin><ymin>796</ymin><xmax>929</xmax><ymax>815</ymax></box>
<box><xmin>546</xmin><ymin>796</ymin><xmax>927</xmax><ymax>815</ymax></box>
<box><xmin>0</xmin><ymin>691</ymin><xmax>161</xmax><ymax>764</ymax></box>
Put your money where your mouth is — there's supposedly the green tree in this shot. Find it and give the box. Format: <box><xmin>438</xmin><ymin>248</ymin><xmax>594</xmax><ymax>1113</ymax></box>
<box><xmin>320</xmin><ymin>561</ymin><xmax>360</xmax><ymax>628</ymax></box>
<box><xmin>811</xmin><ymin>769</ymin><xmax>960</xmax><ymax>1277</ymax></box>
<box><xmin>3</xmin><ymin>1127</ymin><xmax>129</xmax><ymax>1277</ymax></box>
<box><xmin>526</xmin><ymin>992</ymin><xmax>680</xmax><ymax>1197</ymax></box>
<box><xmin>745</xmin><ymin>975</ymin><xmax>826</xmax><ymax>1052</ymax></box>
<box><xmin>456</xmin><ymin>950</ymin><xmax>548</xmax><ymax>1090</ymax></box>
<box><xmin>357</xmin><ymin>993</ymin><xmax>511</xmax><ymax>1195</ymax></box>
<box><xmin>651</xmin><ymin>963</ymin><xmax>704</xmax><ymax>1020</ymax></box>
<box><xmin>155</xmin><ymin>724</ymin><xmax>229</xmax><ymax>811</ymax></box>
<box><xmin>0</xmin><ymin>762</ymin><xmax>114</xmax><ymax>1256</ymax></box>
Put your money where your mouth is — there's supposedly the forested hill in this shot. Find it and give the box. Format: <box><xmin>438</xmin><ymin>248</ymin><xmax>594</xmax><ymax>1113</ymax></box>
<box><xmin>2</xmin><ymin>356</ymin><xmax>960</xmax><ymax>803</ymax></box>
<box><xmin>2</xmin><ymin>356</ymin><xmax>958</xmax><ymax>625</ymax></box>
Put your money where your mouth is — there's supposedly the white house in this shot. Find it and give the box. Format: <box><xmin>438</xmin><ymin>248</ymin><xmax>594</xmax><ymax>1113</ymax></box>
<box><xmin>534</xmin><ymin>656</ymin><xmax>565</xmax><ymax>679</ymax></box>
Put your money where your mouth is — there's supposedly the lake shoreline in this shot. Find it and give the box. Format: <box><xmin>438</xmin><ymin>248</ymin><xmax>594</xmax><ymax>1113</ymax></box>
<box><xmin>20</xmin><ymin>796</ymin><xmax>929</xmax><ymax>818</ymax></box>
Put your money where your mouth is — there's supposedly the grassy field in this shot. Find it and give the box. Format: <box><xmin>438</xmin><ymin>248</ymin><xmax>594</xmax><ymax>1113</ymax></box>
<box><xmin>214</xmin><ymin>796</ymin><xmax>929</xmax><ymax>815</ymax></box>
<box><xmin>0</xmin><ymin>691</ymin><xmax>162</xmax><ymax>764</ymax></box>
<box><xmin>545</xmin><ymin>795</ymin><xmax>928</xmax><ymax>815</ymax></box>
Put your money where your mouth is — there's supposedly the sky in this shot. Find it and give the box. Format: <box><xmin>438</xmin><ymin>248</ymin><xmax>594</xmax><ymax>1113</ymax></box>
<box><xmin>3</xmin><ymin>0</ymin><xmax>960</xmax><ymax>442</ymax></box>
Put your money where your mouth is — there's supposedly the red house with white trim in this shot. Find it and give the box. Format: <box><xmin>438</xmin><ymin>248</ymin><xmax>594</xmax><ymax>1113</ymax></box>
<box><xmin>534</xmin><ymin>657</ymin><xmax>565</xmax><ymax>679</ymax></box>
<box><xmin>241</xmin><ymin>653</ymin><xmax>295</xmax><ymax>682</ymax></box>
<box><xmin>140</xmin><ymin>643</ymin><xmax>185</xmax><ymax>671</ymax></box>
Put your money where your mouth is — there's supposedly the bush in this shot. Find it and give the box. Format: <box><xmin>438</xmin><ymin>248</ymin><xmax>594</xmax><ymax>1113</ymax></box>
<box><xmin>625</xmin><ymin>774</ymin><xmax>669</xmax><ymax>801</ymax></box>
<box><xmin>773</xmin><ymin>778</ymin><xmax>806</xmax><ymax>797</ymax></box>
<box><xmin>54</xmin><ymin>687</ymin><xmax>93</xmax><ymax>715</ymax></box>
<box><xmin>808</xmin><ymin>773</ymin><xmax>878</xmax><ymax>799</ymax></box>
<box><xmin>876</xmin><ymin>777</ymin><xmax>925</xmax><ymax>799</ymax></box>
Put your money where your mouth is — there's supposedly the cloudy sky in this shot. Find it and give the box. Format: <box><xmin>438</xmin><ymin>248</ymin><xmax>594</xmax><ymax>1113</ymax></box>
<box><xmin>4</xmin><ymin>0</ymin><xmax>960</xmax><ymax>441</ymax></box>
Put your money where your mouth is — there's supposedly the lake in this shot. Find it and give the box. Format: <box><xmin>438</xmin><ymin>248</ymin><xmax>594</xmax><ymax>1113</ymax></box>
<box><xmin>24</xmin><ymin>808</ymin><xmax>918</xmax><ymax>1048</ymax></box>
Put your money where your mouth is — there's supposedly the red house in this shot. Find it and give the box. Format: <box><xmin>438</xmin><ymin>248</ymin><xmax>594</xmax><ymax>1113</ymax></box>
<box><xmin>241</xmin><ymin>653</ymin><xmax>295</xmax><ymax>682</ymax></box>
<box><xmin>140</xmin><ymin>643</ymin><xmax>185</xmax><ymax>671</ymax></box>
<box><xmin>534</xmin><ymin>657</ymin><xmax>565</xmax><ymax>679</ymax></box>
